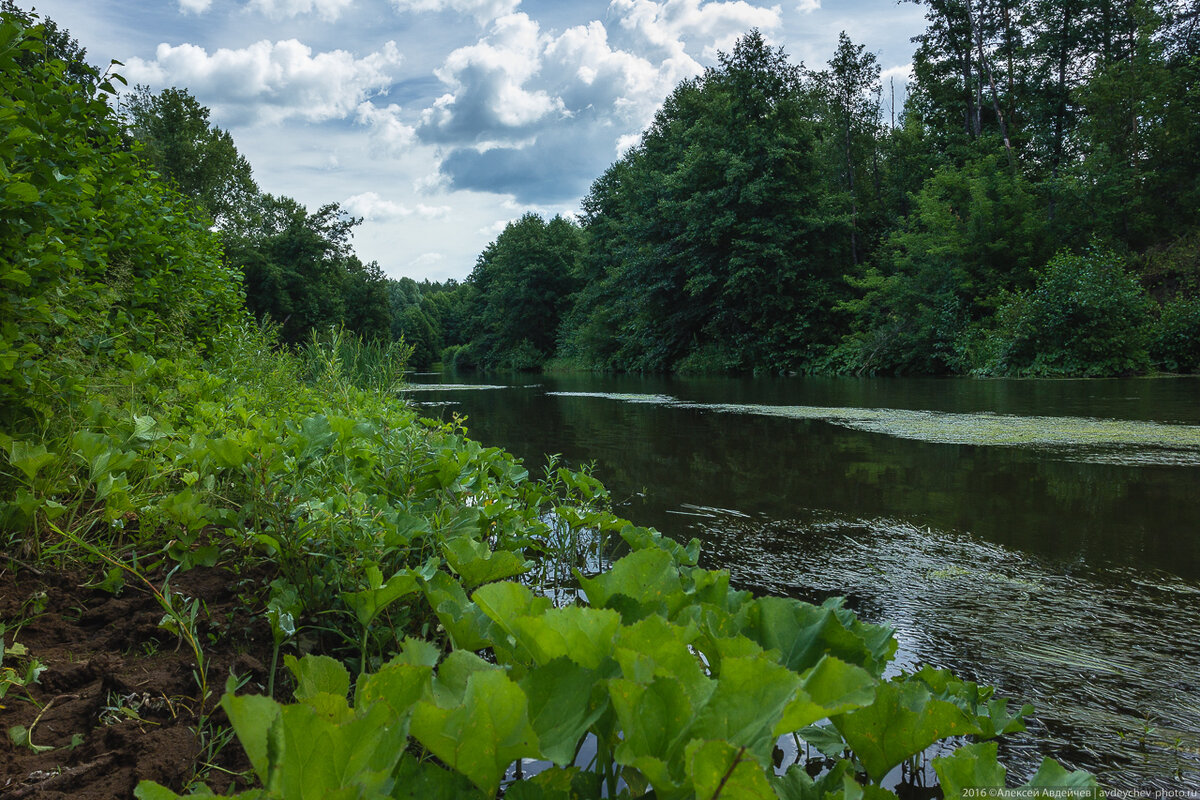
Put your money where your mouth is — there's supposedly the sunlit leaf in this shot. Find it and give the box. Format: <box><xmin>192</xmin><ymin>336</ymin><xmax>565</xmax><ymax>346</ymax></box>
<box><xmin>833</xmin><ymin>680</ymin><xmax>980</xmax><ymax>782</ymax></box>
<box><xmin>686</xmin><ymin>739</ymin><xmax>776</xmax><ymax>800</ymax></box>
<box><xmin>410</xmin><ymin>669</ymin><xmax>540</xmax><ymax>796</ymax></box>
<box><xmin>933</xmin><ymin>741</ymin><xmax>1007</xmax><ymax>798</ymax></box>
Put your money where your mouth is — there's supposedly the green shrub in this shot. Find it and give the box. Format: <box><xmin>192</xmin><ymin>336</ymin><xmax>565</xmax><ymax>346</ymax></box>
<box><xmin>442</xmin><ymin>343</ymin><xmax>478</xmax><ymax>371</ymax></box>
<box><xmin>0</xmin><ymin>12</ymin><xmax>244</xmax><ymax>430</ymax></box>
<box><xmin>494</xmin><ymin>339</ymin><xmax>544</xmax><ymax>371</ymax></box>
<box><xmin>978</xmin><ymin>247</ymin><xmax>1153</xmax><ymax>376</ymax></box>
<box><xmin>1149</xmin><ymin>295</ymin><xmax>1200</xmax><ymax>373</ymax></box>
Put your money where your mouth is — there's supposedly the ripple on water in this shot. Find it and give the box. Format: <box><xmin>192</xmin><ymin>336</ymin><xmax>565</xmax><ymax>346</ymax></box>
<box><xmin>689</xmin><ymin>509</ymin><xmax>1200</xmax><ymax>790</ymax></box>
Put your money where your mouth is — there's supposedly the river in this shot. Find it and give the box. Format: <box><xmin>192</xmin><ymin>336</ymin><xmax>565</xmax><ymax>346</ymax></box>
<box><xmin>404</xmin><ymin>372</ymin><xmax>1200</xmax><ymax>791</ymax></box>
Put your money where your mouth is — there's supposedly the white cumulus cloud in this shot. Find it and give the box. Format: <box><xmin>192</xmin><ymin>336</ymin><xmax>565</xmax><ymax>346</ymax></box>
<box><xmin>796</xmin><ymin>0</ymin><xmax>819</xmax><ymax>12</ymax></box>
<box><xmin>610</xmin><ymin>0</ymin><xmax>783</xmax><ymax>62</ymax></box>
<box><xmin>125</xmin><ymin>39</ymin><xmax>403</xmax><ymax>125</ymax></box>
<box><xmin>247</xmin><ymin>0</ymin><xmax>355</xmax><ymax>21</ymax></box>
<box><xmin>415</xmin><ymin>1</ymin><xmax>785</xmax><ymax>201</ymax></box>
<box><xmin>389</xmin><ymin>0</ymin><xmax>521</xmax><ymax>25</ymax></box>
<box><xmin>356</xmin><ymin>102</ymin><xmax>418</xmax><ymax>156</ymax></box>
<box><xmin>544</xmin><ymin>20</ymin><xmax>667</xmax><ymax>124</ymax></box>
<box><xmin>419</xmin><ymin>13</ymin><xmax>562</xmax><ymax>143</ymax></box>
<box><xmin>344</xmin><ymin>191</ymin><xmax>451</xmax><ymax>221</ymax></box>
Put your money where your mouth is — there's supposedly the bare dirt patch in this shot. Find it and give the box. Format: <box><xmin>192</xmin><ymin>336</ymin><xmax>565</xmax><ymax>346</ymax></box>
<box><xmin>1</xmin><ymin>563</ymin><xmax>273</xmax><ymax>799</ymax></box>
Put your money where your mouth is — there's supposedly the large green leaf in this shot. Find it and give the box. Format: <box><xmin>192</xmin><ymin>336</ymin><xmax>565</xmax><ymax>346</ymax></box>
<box><xmin>420</xmin><ymin>571</ymin><xmax>495</xmax><ymax>651</ymax></box>
<box><xmin>391</xmin><ymin>754</ymin><xmax>488</xmax><ymax>800</ymax></box>
<box><xmin>775</xmin><ymin>655</ymin><xmax>878</xmax><ymax>734</ymax></box>
<box><xmin>7</xmin><ymin>440</ymin><xmax>56</xmax><ymax>482</ymax></box>
<box><xmin>443</xmin><ymin>535</ymin><xmax>529</xmax><ymax>589</ymax></box>
<box><xmin>503</xmin><ymin>767</ymin><xmax>602</xmax><ymax>800</ymax></box>
<box><xmin>613</xmin><ymin>614</ymin><xmax>710</xmax><ymax>701</ymax></box>
<box><xmin>221</xmin><ymin>692</ymin><xmax>282</xmax><ymax>784</ymax></box>
<box><xmin>609</xmin><ymin>674</ymin><xmax>698</xmax><ymax>791</ymax></box>
<box><xmin>772</xmin><ymin>760</ymin><xmax>851</xmax><ymax>800</ymax></box>
<box><xmin>410</xmin><ymin>669</ymin><xmax>540</xmax><ymax>796</ymax></box>
<box><xmin>1023</xmin><ymin>758</ymin><xmax>1101</xmax><ymax>795</ymax></box>
<box><xmin>685</xmin><ymin>739</ymin><xmax>776</xmax><ymax>800</ymax></box>
<box><xmin>748</xmin><ymin>597</ymin><xmax>882</xmax><ymax>675</ymax></box>
<box><xmin>690</xmin><ymin>656</ymin><xmax>800</xmax><ymax>762</ymax></box>
<box><xmin>832</xmin><ymin>680</ymin><xmax>980</xmax><ymax>782</ymax></box>
<box><xmin>270</xmin><ymin>700</ymin><xmax>399</xmax><ymax>799</ymax></box>
<box><xmin>341</xmin><ymin>566</ymin><xmax>418</xmax><ymax>630</ymax></box>
<box><xmin>519</xmin><ymin>658</ymin><xmax>607</xmax><ymax>766</ymax></box>
<box><xmin>429</xmin><ymin>649</ymin><xmax>499</xmax><ymax>706</ymax></box>
<box><xmin>472</xmin><ymin>581</ymin><xmax>553</xmax><ymax>634</ymax></box>
<box><xmin>796</xmin><ymin>724</ymin><xmax>846</xmax><ymax>759</ymax></box>
<box><xmin>932</xmin><ymin>741</ymin><xmax>1007</xmax><ymax>798</ymax></box>
<box><xmin>577</xmin><ymin>547</ymin><xmax>683</xmax><ymax>619</ymax></box>
<box><xmin>827</xmin><ymin>774</ymin><xmax>901</xmax><ymax>800</ymax></box>
<box><xmin>510</xmin><ymin>605</ymin><xmax>622</xmax><ymax>669</ymax></box>
<box><xmin>285</xmin><ymin>654</ymin><xmax>350</xmax><ymax>703</ymax></box>
<box><xmin>353</xmin><ymin>658</ymin><xmax>432</xmax><ymax>729</ymax></box>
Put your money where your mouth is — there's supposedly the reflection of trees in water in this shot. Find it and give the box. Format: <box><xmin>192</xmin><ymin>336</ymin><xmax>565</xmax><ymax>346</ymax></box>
<box><xmin>441</xmin><ymin>385</ymin><xmax>1200</xmax><ymax>578</ymax></box>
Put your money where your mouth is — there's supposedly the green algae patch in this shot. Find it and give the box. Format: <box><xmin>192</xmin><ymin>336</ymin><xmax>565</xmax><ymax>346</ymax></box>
<box><xmin>546</xmin><ymin>391</ymin><xmax>1200</xmax><ymax>463</ymax></box>
<box><xmin>711</xmin><ymin>403</ymin><xmax>1200</xmax><ymax>451</ymax></box>
<box><xmin>400</xmin><ymin>383</ymin><xmax>511</xmax><ymax>391</ymax></box>
<box><xmin>547</xmin><ymin>391</ymin><xmax>679</xmax><ymax>404</ymax></box>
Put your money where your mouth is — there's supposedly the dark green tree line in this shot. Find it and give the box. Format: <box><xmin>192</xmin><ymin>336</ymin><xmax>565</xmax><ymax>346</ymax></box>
<box><xmin>443</xmin><ymin>12</ymin><xmax>1198</xmax><ymax>377</ymax></box>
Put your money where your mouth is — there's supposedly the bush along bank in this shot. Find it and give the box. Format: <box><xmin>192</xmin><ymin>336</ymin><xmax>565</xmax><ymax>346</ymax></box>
<box><xmin>0</xmin><ymin>11</ymin><xmax>1096</xmax><ymax>799</ymax></box>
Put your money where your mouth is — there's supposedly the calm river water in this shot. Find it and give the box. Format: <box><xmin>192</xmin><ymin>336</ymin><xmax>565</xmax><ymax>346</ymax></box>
<box><xmin>405</xmin><ymin>372</ymin><xmax>1200</xmax><ymax>791</ymax></box>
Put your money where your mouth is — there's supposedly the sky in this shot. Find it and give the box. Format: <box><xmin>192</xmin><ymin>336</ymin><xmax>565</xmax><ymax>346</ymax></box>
<box><xmin>25</xmin><ymin>0</ymin><xmax>929</xmax><ymax>282</ymax></box>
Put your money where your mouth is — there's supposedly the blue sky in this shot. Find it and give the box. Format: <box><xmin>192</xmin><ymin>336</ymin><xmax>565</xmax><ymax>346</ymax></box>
<box><xmin>26</xmin><ymin>0</ymin><xmax>928</xmax><ymax>281</ymax></box>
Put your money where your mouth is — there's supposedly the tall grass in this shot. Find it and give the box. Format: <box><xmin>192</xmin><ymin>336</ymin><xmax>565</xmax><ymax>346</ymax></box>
<box><xmin>297</xmin><ymin>327</ymin><xmax>415</xmax><ymax>396</ymax></box>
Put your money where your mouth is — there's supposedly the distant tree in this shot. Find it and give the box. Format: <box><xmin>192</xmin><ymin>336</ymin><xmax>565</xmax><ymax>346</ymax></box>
<box><xmin>467</xmin><ymin>213</ymin><xmax>582</xmax><ymax>369</ymax></box>
<box><xmin>813</xmin><ymin>32</ymin><xmax>883</xmax><ymax>266</ymax></box>
<box><xmin>343</xmin><ymin>260</ymin><xmax>393</xmax><ymax>342</ymax></box>
<box><xmin>393</xmin><ymin>305</ymin><xmax>439</xmax><ymax>368</ymax></box>
<box><xmin>224</xmin><ymin>195</ymin><xmax>368</xmax><ymax>343</ymax></box>
<box><xmin>565</xmin><ymin>31</ymin><xmax>844</xmax><ymax>373</ymax></box>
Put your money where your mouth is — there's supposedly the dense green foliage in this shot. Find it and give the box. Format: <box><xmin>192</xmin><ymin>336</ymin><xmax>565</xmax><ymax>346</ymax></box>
<box><xmin>122</xmin><ymin>85</ymin><xmax>257</xmax><ymax>227</ymax></box>
<box><xmin>141</xmin><ymin>545</ymin><xmax>1097</xmax><ymax>800</ymax></box>
<box><xmin>0</xmin><ymin>16</ymin><xmax>243</xmax><ymax>431</ymax></box>
<box><xmin>466</xmin><ymin>213</ymin><xmax>582</xmax><ymax>370</ymax></box>
<box><xmin>978</xmin><ymin>248</ymin><xmax>1153</xmax><ymax>376</ymax></box>
<box><xmin>563</xmin><ymin>34</ymin><xmax>844</xmax><ymax>373</ymax></box>
<box><xmin>436</xmin><ymin>4</ymin><xmax>1200</xmax><ymax>377</ymax></box>
<box><xmin>2</xmin><ymin>9</ymin><xmax>1099</xmax><ymax>798</ymax></box>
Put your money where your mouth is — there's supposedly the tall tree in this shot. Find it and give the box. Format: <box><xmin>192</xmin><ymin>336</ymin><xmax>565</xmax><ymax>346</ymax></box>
<box><xmin>814</xmin><ymin>32</ymin><xmax>883</xmax><ymax>266</ymax></box>
<box><xmin>566</xmin><ymin>31</ymin><xmax>845</xmax><ymax>373</ymax></box>
<box><xmin>122</xmin><ymin>85</ymin><xmax>258</xmax><ymax>227</ymax></box>
<box><xmin>225</xmin><ymin>195</ymin><xmax>374</xmax><ymax>344</ymax></box>
<box><xmin>1</xmin><ymin>0</ymin><xmax>94</xmax><ymax>87</ymax></box>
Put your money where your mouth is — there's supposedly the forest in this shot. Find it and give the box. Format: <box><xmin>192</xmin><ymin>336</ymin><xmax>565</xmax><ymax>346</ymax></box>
<box><xmin>28</xmin><ymin>3</ymin><xmax>1196</xmax><ymax>378</ymax></box>
<box><xmin>0</xmin><ymin>2</ymin><xmax>1110</xmax><ymax>797</ymax></box>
